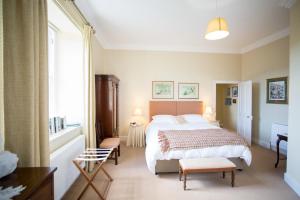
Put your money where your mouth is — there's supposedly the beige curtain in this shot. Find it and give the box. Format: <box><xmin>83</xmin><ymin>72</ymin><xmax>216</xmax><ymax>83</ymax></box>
<box><xmin>0</xmin><ymin>0</ymin><xmax>4</xmax><ymax>151</ymax></box>
<box><xmin>83</xmin><ymin>25</ymin><xmax>96</xmax><ymax>152</ymax></box>
<box><xmin>3</xmin><ymin>0</ymin><xmax>49</xmax><ymax>167</ymax></box>
<box><xmin>54</xmin><ymin>0</ymin><xmax>96</xmax><ymax>153</ymax></box>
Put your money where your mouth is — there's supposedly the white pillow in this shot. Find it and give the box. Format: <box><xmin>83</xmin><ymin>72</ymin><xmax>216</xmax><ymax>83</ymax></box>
<box><xmin>152</xmin><ymin>115</ymin><xmax>176</xmax><ymax>124</ymax></box>
<box><xmin>181</xmin><ymin>114</ymin><xmax>208</xmax><ymax>123</ymax></box>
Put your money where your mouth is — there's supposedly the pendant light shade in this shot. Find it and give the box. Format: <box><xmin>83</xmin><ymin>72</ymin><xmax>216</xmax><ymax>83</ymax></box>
<box><xmin>205</xmin><ymin>17</ymin><xmax>229</xmax><ymax>40</ymax></box>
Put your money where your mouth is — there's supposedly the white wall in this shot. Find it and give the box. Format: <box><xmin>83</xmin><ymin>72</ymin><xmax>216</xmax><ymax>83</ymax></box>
<box><xmin>50</xmin><ymin>134</ymin><xmax>85</xmax><ymax>200</ymax></box>
<box><xmin>285</xmin><ymin>1</ymin><xmax>300</xmax><ymax>196</ymax></box>
<box><xmin>100</xmin><ymin>50</ymin><xmax>241</xmax><ymax>136</ymax></box>
<box><xmin>241</xmin><ymin>37</ymin><xmax>289</xmax><ymax>147</ymax></box>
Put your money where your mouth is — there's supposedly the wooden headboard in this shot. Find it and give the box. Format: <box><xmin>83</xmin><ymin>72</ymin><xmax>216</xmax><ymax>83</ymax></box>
<box><xmin>149</xmin><ymin>101</ymin><xmax>203</xmax><ymax>120</ymax></box>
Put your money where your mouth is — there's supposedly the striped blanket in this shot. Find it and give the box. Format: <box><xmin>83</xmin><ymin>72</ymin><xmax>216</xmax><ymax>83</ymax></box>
<box><xmin>158</xmin><ymin>129</ymin><xmax>248</xmax><ymax>153</ymax></box>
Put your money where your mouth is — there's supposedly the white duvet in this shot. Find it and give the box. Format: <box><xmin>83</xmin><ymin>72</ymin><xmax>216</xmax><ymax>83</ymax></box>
<box><xmin>145</xmin><ymin>121</ymin><xmax>252</xmax><ymax>174</ymax></box>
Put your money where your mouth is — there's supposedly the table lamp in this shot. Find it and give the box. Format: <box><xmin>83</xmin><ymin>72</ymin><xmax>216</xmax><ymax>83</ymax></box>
<box><xmin>204</xmin><ymin>106</ymin><xmax>214</xmax><ymax>121</ymax></box>
<box><xmin>131</xmin><ymin>108</ymin><xmax>142</xmax><ymax>126</ymax></box>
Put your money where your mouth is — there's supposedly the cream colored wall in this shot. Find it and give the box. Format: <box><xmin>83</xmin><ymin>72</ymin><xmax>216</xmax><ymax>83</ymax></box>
<box><xmin>99</xmin><ymin>50</ymin><xmax>241</xmax><ymax>136</ymax></box>
<box><xmin>286</xmin><ymin>1</ymin><xmax>300</xmax><ymax>195</ymax></box>
<box><xmin>241</xmin><ymin>37</ymin><xmax>289</xmax><ymax>146</ymax></box>
<box><xmin>216</xmin><ymin>84</ymin><xmax>238</xmax><ymax>131</ymax></box>
<box><xmin>92</xmin><ymin>35</ymin><xmax>105</xmax><ymax>74</ymax></box>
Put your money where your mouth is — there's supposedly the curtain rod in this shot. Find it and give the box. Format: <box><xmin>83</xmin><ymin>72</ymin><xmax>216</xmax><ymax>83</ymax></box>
<box><xmin>70</xmin><ymin>0</ymin><xmax>96</xmax><ymax>34</ymax></box>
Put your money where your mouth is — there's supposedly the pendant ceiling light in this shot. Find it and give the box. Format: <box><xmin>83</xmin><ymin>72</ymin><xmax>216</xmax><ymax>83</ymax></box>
<box><xmin>205</xmin><ymin>0</ymin><xmax>229</xmax><ymax>40</ymax></box>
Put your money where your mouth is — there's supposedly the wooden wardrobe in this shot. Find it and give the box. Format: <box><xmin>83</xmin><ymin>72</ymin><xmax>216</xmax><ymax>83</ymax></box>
<box><xmin>95</xmin><ymin>74</ymin><xmax>119</xmax><ymax>147</ymax></box>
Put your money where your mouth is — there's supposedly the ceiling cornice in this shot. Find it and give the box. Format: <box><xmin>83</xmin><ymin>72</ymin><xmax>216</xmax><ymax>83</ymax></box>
<box><xmin>97</xmin><ymin>28</ymin><xmax>290</xmax><ymax>55</ymax></box>
<box><xmin>240</xmin><ymin>28</ymin><xmax>289</xmax><ymax>54</ymax></box>
<box><xmin>103</xmin><ymin>44</ymin><xmax>241</xmax><ymax>54</ymax></box>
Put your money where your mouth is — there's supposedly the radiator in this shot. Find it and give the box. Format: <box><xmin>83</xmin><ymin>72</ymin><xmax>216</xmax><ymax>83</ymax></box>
<box><xmin>270</xmin><ymin>123</ymin><xmax>288</xmax><ymax>155</ymax></box>
<box><xmin>50</xmin><ymin>134</ymin><xmax>85</xmax><ymax>200</ymax></box>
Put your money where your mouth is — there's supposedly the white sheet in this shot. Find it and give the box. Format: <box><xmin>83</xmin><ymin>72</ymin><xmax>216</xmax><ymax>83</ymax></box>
<box><xmin>145</xmin><ymin>121</ymin><xmax>252</xmax><ymax>174</ymax></box>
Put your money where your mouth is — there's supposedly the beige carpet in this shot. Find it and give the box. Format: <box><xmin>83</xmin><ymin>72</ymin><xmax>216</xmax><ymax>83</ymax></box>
<box><xmin>63</xmin><ymin>143</ymin><xmax>299</xmax><ymax>200</ymax></box>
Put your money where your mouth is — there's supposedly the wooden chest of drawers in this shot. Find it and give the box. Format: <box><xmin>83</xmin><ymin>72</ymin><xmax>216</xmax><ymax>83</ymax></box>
<box><xmin>0</xmin><ymin>167</ymin><xmax>57</xmax><ymax>200</ymax></box>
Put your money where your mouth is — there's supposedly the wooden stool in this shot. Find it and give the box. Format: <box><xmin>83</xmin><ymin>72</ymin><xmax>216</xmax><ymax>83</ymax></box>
<box><xmin>179</xmin><ymin>157</ymin><xmax>236</xmax><ymax>190</ymax></box>
<box><xmin>73</xmin><ymin>148</ymin><xmax>114</xmax><ymax>200</ymax></box>
<box><xmin>100</xmin><ymin>138</ymin><xmax>120</xmax><ymax>165</ymax></box>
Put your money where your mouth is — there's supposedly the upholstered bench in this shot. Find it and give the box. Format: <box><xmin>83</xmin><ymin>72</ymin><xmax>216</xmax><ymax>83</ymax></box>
<box><xmin>179</xmin><ymin>157</ymin><xmax>236</xmax><ymax>190</ymax></box>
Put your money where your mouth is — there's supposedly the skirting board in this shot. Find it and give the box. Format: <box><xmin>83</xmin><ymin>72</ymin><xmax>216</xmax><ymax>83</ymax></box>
<box><xmin>252</xmin><ymin>138</ymin><xmax>287</xmax><ymax>155</ymax></box>
<box><xmin>119</xmin><ymin>136</ymin><xmax>128</xmax><ymax>142</ymax></box>
<box><xmin>284</xmin><ymin>172</ymin><xmax>300</xmax><ymax>197</ymax></box>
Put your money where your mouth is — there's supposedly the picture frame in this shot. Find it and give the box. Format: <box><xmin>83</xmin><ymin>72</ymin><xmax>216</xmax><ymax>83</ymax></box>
<box><xmin>152</xmin><ymin>81</ymin><xmax>174</xmax><ymax>99</ymax></box>
<box><xmin>266</xmin><ymin>77</ymin><xmax>288</xmax><ymax>104</ymax></box>
<box><xmin>178</xmin><ymin>83</ymin><xmax>199</xmax><ymax>99</ymax></box>
<box><xmin>232</xmin><ymin>86</ymin><xmax>238</xmax><ymax>97</ymax></box>
<box><xmin>225</xmin><ymin>98</ymin><xmax>232</xmax><ymax>106</ymax></box>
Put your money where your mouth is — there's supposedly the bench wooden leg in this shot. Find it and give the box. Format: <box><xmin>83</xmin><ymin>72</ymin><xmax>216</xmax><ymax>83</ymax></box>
<box><xmin>179</xmin><ymin>165</ymin><xmax>182</xmax><ymax>181</ymax></box>
<box><xmin>183</xmin><ymin>173</ymin><xmax>187</xmax><ymax>190</ymax></box>
<box><xmin>114</xmin><ymin>148</ymin><xmax>118</xmax><ymax>165</ymax></box>
<box><xmin>118</xmin><ymin>145</ymin><xmax>120</xmax><ymax>157</ymax></box>
<box><xmin>231</xmin><ymin>170</ymin><xmax>235</xmax><ymax>187</ymax></box>
<box><xmin>222</xmin><ymin>171</ymin><xmax>225</xmax><ymax>179</ymax></box>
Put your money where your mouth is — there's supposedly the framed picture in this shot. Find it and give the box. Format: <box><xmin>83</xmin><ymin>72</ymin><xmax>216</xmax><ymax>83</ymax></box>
<box><xmin>178</xmin><ymin>83</ymin><xmax>199</xmax><ymax>99</ymax></box>
<box><xmin>232</xmin><ymin>86</ymin><xmax>238</xmax><ymax>97</ymax></box>
<box><xmin>232</xmin><ymin>99</ymin><xmax>237</xmax><ymax>104</ymax></box>
<box><xmin>225</xmin><ymin>98</ymin><xmax>232</xmax><ymax>106</ymax></box>
<box><xmin>267</xmin><ymin>77</ymin><xmax>288</xmax><ymax>104</ymax></box>
<box><xmin>152</xmin><ymin>81</ymin><xmax>174</xmax><ymax>99</ymax></box>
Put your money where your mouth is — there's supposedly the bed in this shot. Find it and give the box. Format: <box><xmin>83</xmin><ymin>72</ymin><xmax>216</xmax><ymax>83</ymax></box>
<box><xmin>145</xmin><ymin>101</ymin><xmax>252</xmax><ymax>174</ymax></box>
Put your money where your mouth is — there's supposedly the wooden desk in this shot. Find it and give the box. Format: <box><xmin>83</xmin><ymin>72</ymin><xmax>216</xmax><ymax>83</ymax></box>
<box><xmin>0</xmin><ymin>167</ymin><xmax>57</xmax><ymax>200</ymax></box>
<box><xmin>275</xmin><ymin>134</ymin><xmax>288</xmax><ymax>168</ymax></box>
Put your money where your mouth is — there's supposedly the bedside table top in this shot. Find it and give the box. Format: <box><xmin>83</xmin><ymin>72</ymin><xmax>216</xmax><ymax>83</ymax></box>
<box><xmin>130</xmin><ymin>123</ymin><xmax>144</xmax><ymax>127</ymax></box>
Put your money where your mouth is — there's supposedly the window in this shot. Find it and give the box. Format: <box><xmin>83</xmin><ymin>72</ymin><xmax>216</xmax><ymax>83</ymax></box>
<box><xmin>48</xmin><ymin>1</ymin><xmax>84</xmax><ymax>134</ymax></box>
<box><xmin>48</xmin><ymin>26</ymin><xmax>56</xmax><ymax>120</ymax></box>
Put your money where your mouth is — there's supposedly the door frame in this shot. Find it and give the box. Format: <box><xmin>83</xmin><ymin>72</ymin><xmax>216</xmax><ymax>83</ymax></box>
<box><xmin>212</xmin><ymin>80</ymin><xmax>240</xmax><ymax>129</ymax></box>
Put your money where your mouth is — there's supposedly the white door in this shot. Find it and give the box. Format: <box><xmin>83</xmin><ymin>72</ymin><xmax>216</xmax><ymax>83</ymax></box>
<box><xmin>237</xmin><ymin>81</ymin><xmax>253</xmax><ymax>145</ymax></box>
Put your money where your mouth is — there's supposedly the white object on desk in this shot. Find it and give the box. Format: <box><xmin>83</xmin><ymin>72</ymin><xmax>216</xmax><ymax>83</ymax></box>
<box><xmin>127</xmin><ymin>124</ymin><xmax>145</xmax><ymax>147</ymax></box>
<box><xmin>271</xmin><ymin>123</ymin><xmax>288</xmax><ymax>155</ymax></box>
<box><xmin>0</xmin><ymin>185</ymin><xmax>26</xmax><ymax>200</ymax></box>
<box><xmin>0</xmin><ymin>151</ymin><xmax>18</xmax><ymax>179</ymax></box>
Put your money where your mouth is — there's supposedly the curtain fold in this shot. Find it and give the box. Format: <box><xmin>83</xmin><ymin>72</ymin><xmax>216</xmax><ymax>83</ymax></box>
<box><xmin>83</xmin><ymin>24</ymin><xmax>96</xmax><ymax>151</ymax></box>
<box><xmin>3</xmin><ymin>0</ymin><xmax>49</xmax><ymax>166</ymax></box>
<box><xmin>0</xmin><ymin>0</ymin><xmax>4</xmax><ymax>151</ymax></box>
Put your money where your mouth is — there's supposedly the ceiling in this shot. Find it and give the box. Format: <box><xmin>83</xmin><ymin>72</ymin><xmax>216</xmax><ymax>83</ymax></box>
<box><xmin>75</xmin><ymin>0</ymin><xmax>292</xmax><ymax>54</ymax></box>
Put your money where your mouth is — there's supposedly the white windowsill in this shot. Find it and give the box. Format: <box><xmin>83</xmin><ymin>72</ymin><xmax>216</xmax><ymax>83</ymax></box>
<box><xmin>49</xmin><ymin>126</ymin><xmax>82</xmax><ymax>153</ymax></box>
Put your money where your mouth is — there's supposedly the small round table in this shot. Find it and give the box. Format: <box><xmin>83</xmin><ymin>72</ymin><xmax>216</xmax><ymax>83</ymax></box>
<box><xmin>126</xmin><ymin>124</ymin><xmax>145</xmax><ymax>147</ymax></box>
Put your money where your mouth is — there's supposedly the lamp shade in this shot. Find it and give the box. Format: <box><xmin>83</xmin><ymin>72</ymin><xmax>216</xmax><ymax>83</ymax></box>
<box><xmin>133</xmin><ymin>108</ymin><xmax>142</xmax><ymax>116</ymax></box>
<box><xmin>205</xmin><ymin>17</ymin><xmax>229</xmax><ymax>40</ymax></box>
<box><xmin>205</xmin><ymin>106</ymin><xmax>213</xmax><ymax>115</ymax></box>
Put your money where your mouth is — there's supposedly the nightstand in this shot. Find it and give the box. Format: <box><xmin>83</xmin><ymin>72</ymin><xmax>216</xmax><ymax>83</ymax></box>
<box><xmin>126</xmin><ymin>124</ymin><xmax>145</xmax><ymax>147</ymax></box>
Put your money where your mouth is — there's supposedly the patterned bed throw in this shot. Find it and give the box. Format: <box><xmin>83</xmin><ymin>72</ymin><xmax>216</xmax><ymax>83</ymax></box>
<box><xmin>158</xmin><ymin>129</ymin><xmax>248</xmax><ymax>153</ymax></box>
